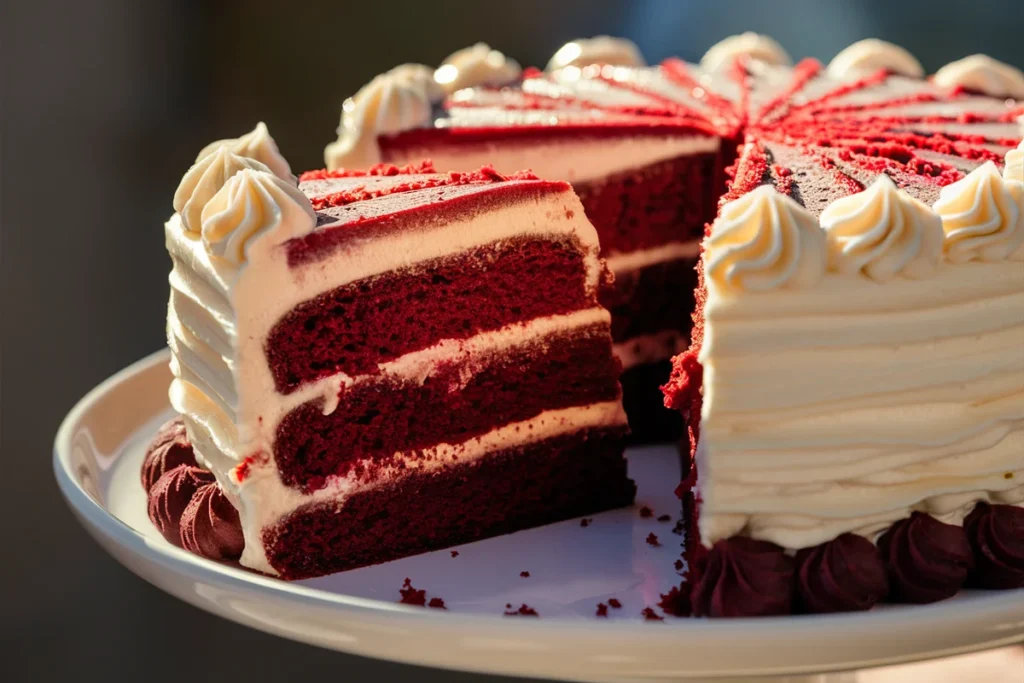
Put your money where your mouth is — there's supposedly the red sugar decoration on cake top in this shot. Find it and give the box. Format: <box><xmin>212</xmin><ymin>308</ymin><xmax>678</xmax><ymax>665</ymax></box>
<box><xmin>306</xmin><ymin>164</ymin><xmax>543</xmax><ymax>210</ymax></box>
<box><xmin>300</xmin><ymin>160</ymin><xmax>437</xmax><ymax>181</ymax></box>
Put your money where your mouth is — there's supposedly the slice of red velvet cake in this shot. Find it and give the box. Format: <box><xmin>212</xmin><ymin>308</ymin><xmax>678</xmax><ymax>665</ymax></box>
<box><xmin>153</xmin><ymin>131</ymin><xmax>634</xmax><ymax>578</ymax></box>
<box><xmin>325</xmin><ymin>38</ymin><xmax>724</xmax><ymax>442</ymax></box>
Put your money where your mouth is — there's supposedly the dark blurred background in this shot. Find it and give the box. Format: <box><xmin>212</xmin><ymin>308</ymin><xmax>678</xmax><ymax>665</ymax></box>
<box><xmin>3</xmin><ymin>1</ymin><xmax>1022</xmax><ymax>680</ymax></box>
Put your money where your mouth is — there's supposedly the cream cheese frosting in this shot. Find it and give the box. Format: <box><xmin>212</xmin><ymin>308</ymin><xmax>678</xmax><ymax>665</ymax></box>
<box><xmin>704</xmin><ymin>185</ymin><xmax>826</xmax><ymax>292</ymax></box>
<box><xmin>819</xmin><ymin>175</ymin><xmax>943</xmax><ymax>281</ymax></box>
<box><xmin>172</xmin><ymin>147</ymin><xmax>272</xmax><ymax>234</ymax></box>
<box><xmin>698</xmin><ymin>259</ymin><xmax>1024</xmax><ymax>550</ymax></box>
<box><xmin>435</xmin><ymin>43</ymin><xmax>521</xmax><ymax>94</ymax></box>
<box><xmin>700</xmin><ymin>32</ymin><xmax>792</xmax><ymax>72</ymax></box>
<box><xmin>324</xmin><ymin>64</ymin><xmax>441</xmax><ymax>170</ymax></box>
<box><xmin>934</xmin><ymin>161</ymin><xmax>1024</xmax><ymax>263</ymax></box>
<box><xmin>933</xmin><ymin>54</ymin><xmax>1024</xmax><ymax>99</ymax></box>
<box><xmin>200</xmin><ymin>169</ymin><xmax>315</xmax><ymax>265</ymax></box>
<box><xmin>827</xmin><ymin>39</ymin><xmax>925</xmax><ymax>79</ymax></box>
<box><xmin>547</xmin><ymin>36</ymin><xmax>645</xmax><ymax>70</ymax></box>
<box><xmin>196</xmin><ymin>122</ymin><xmax>293</xmax><ymax>181</ymax></box>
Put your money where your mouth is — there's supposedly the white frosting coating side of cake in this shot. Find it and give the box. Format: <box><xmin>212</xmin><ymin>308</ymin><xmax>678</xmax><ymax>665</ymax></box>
<box><xmin>166</xmin><ymin>180</ymin><xmax>615</xmax><ymax>574</ymax></box>
<box><xmin>697</xmin><ymin>183</ymin><xmax>1024</xmax><ymax>551</ymax></box>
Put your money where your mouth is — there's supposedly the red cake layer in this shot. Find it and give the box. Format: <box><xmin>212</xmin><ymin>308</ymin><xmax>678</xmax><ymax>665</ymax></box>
<box><xmin>274</xmin><ymin>322</ymin><xmax>622</xmax><ymax>491</ymax></box>
<box><xmin>265</xmin><ymin>235</ymin><xmax>595</xmax><ymax>393</ymax></box>
<box><xmin>600</xmin><ymin>257</ymin><xmax>699</xmax><ymax>343</ymax></box>
<box><xmin>263</xmin><ymin>426</ymin><xmax>635</xmax><ymax>579</ymax></box>
<box><xmin>575</xmin><ymin>153</ymin><xmax>718</xmax><ymax>255</ymax></box>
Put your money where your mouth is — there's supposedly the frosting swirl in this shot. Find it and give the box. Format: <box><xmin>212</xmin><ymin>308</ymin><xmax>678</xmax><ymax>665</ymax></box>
<box><xmin>325</xmin><ymin>64</ymin><xmax>440</xmax><ymax>170</ymax></box>
<box><xmin>435</xmin><ymin>43</ymin><xmax>521</xmax><ymax>93</ymax></box>
<box><xmin>705</xmin><ymin>185</ymin><xmax>826</xmax><ymax>292</ymax></box>
<box><xmin>173</xmin><ymin>147</ymin><xmax>272</xmax><ymax>233</ymax></box>
<box><xmin>181</xmin><ymin>482</ymin><xmax>244</xmax><ymax>561</ymax></box>
<box><xmin>200</xmin><ymin>169</ymin><xmax>316</xmax><ymax>265</ymax></box>
<box><xmin>963</xmin><ymin>503</ymin><xmax>1024</xmax><ymax>589</ymax></box>
<box><xmin>196</xmin><ymin>122</ymin><xmax>293</xmax><ymax>181</ymax></box>
<box><xmin>877</xmin><ymin>512</ymin><xmax>973</xmax><ymax>604</ymax></box>
<box><xmin>692</xmin><ymin>537</ymin><xmax>795</xmax><ymax>617</ymax></box>
<box><xmin>1004</xmin><ymin>141</ymin><xmax>1023</xmax><ymax>184</ymax></box>
<box><xmin>933</xmin><ymin>55</ymin><xmax>1024</xmax><ymax>99</ymax></box>
<box><xmin>141</xmin><ymin>417</ymin><xmax>196</xmax><ymax>492</ymax></box>
<box><xmin>820</xmin><ymin>175</ymin><xmax>943</xmax><ymax>282</ymax></box>
<box><xmin>934</xmin><ymin>161</ymin><xmax>1024</xmax><ymax>263</ymax></box>
<box><xmin>147</xmin><ymin>465</ymin><xmax>214</xmax><ymax>546</ymax></box>
<box><xmin>795</xmin><ymin>534</ymin><xmax>889</xmax><ymax>613</ymax></box>
<box><xmin>546</xmin><ymin>36</ymin><xmax>645</xmax><ymax>70</ymax></box>
<box><xmin>700</xmin><ymin>33</ymin><xmax>792</xmax><ymax>72</ymax></box>
<box><xmin>827</xmin><ymin>39</ymin><xmax>924</xmax><ymax>79</ymax></box>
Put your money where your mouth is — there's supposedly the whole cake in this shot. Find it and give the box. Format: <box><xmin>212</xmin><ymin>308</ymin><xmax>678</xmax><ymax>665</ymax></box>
<box><xmin>153</xmin><ymin>134</ymin><xmax>635</xmax><ymax>578</ymax></box>
<box><xmin>324</xmin><ymin>35</ymin><xmax>1024</xmax><ymax>612</ymax></box>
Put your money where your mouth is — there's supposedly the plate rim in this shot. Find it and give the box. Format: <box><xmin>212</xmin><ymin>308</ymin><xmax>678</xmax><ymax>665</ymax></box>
<box><xmin>54</xmin><ymin>349</ymin><xmax>1024</xmax><ymax>679</ymax></box>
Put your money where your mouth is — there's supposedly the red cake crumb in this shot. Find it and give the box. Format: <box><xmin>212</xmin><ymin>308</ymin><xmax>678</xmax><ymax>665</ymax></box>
<box><xmin>299</xmin><ymin>160</ymin><xmax>437</xmax><ymax>181</ymax></box>
<box><xmin>608</xmin><ymin>598</ymin><xmax>622</xmax><ymax>609</ymax></box>
<box><xmin>596</xmin><ymin>603</ymin><xmax>609</xmax><ymax>617</ymax></box>
<box><xmin>658</xmin><ymin>514</ymin><xmax>671</xmax><ymax>522</ymax></box>
<box><xmin>646</xmin><ymin>533</ymin><xmax>661</xmax><ymax>547</ymax></box>
<box><xmin>233</xmin><ymin>451</ymin><xmax>267</xmax><ymax>483</ymax></box>
<box><xmin>641</xmin><ymin>607</ymin><xmax>664</xmax><ymax>621</ymax></box>
<box><xmin>639</xmin><ymin>506</ymin><xmax>654</xmax><ymax>518</ymax></box>
<box><xmin>398</xmin><ymin>578</ymin><xmax>427</xmax><ymax>606</ymax></box>
<box><xmin>580</xmin><ymin>517</ymin><xmax>593</xmax><ymax>527</ymax></box>
<box><xmin>428</xmin><ymin>597</ymin><xmax>447</xmax><ymax>609</ymax></box>
<box><xmin>504</xmin><ymin>603</ymin><xmax>539</xmax><ymax>617</ymax></box>
<box><xmin>674</xmin><ymin>559</ymin><xmax>685</xmax><ymax>571</ymax></box>
<box><xmin>451</xmin><ymin>551</ymin><xmax>459</xmax><ymax>558</ymax></box>
<box><xmin>520</xmin><ymin>571</ymin><xmax>530</xmax><ymax>578</ymax></box>
<box><xmin>658</xmin><ymin>585</ymin><xmax>692</xmax><ymax>617</ymax></box>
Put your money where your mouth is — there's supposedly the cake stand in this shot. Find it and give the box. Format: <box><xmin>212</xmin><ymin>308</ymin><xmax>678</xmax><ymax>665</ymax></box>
<box><xmin>55</xmin><ymin>350</ymin><xmax>1024</xmax><ymax>682</ymax></box>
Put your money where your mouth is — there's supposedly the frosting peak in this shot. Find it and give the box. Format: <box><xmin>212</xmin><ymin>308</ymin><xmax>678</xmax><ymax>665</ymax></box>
<box><xmin>827</xmin><ymin>39</ymin><xmax>924</xmax><ymax>79</ymax></box>
<box><xmin>173</xmin><ymin>147</ymin><xmax>272</xmax><ymax>233</ymax></box>
<box><xmin>196</xmin><ymin>122</ymin><xmax>293</xmax><ymax>181</ymax></box>
<box><xmin>200</xmin><ymin>169</ymin><xmax>316</xmax><ymax>265</ymax></box>
<box><xmin>934</xmin><ymin>161</ymin><xmax>1024</xmax><ymax>263</ymax></box>
<box><xmin>700</xmin><ymin>33</ymin><xmax>792</xmax><ymax>72</ymax></box>
<box><xmin>933</xmin><ymin>55</ymin><xmax>1024</xmax><ymax>99</ymax></box>
<box><xmin>705</xmin><ymin>185</ymin><xmax>826</xmax><ymax>292</ymax></box>
<box><xmin>1005</xmin><ymin>141</ymin><xmax>1023</xmax><ymax>184</ymax></box>
<box><xmin>546</xmin><ymin>36</ymin><xmax>646</xmax><ymax>70</ymax></box>
<box><xmin>325</xmin><ymin>64</ymin><xmax>441</xmax><ymax>170</ymax></box>
<box><xmin>435</xmin><ymin>43</ymin><xmax>521</xmax><ymax>94</ymax></box>
<box><xmin>820</xmin><ymin>175</ymin><xmax>943</xmax><ymax>282</ymax></box>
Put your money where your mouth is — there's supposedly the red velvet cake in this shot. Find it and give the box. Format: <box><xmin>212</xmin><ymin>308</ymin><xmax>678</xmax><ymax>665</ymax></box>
<box><xmin>321</xmin><ymin>34</ymin><xmax>1024</xmax><ymax>614</ymax></box>
<box><xmin>156</xmin><ymin>130</ymin><xmax>634</xmax><ymax>578</ymax></box>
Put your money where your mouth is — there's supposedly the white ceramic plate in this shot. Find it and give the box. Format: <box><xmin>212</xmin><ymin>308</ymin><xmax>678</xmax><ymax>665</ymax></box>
<box><xmin>55</xmin><ymin>350</ymin><xmax>1024</xmax><ymax>682</ymax></box>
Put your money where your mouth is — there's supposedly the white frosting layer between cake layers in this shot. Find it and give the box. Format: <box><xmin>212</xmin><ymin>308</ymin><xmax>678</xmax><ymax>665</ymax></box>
<box><xmin>614</xmin><ymin>330</ymin><xmax>688</xmax><ymax>370</ymax></box>
<box><xmin>697</xmin><ymin>260</ymin><xmax>1024</xmax><ymax>551</ymax></box>
<box><xmin>165</xmin><ymin>185</ymin><xmax>613</xmax><ymax>574</ymax></box>
<box><xmin>603</xmin><ymin>239</ymin><xmax>701</xmax><ymax>272</ymax></box>
<box><xmin>390</xmin><ymin>133</ymin><xmax>719</xmax><ymax>186</ymax></box>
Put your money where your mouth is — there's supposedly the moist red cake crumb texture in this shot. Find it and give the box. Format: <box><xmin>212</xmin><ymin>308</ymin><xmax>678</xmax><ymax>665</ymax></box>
<box><xmin>596</xmin><ymin>603</ymin><xmax>609</xmax><ymax>617</ymax></box>
<box><xmin>520</xmin><ymin>571</ymin><xmax>530</xmax><ymax>578</ymax></box>
<box><xmin>658</xmin><ymin>514</ymin><xmax>671</xmax><ymax>522</ymax></box>
<box><xmin>450</xmin><ymin>551</ymin><xmax>459</xmax><ymax>558</ymax></box>
<box><xmin>273</xmin><ymin>322</ymin><xmax>621</xmax><ymax>492</ymax></box>
<box><xmin>646</xmin><ymin>533</ymin><xmax>661</xmax><ymax>547</ymax></box>
<box><xmin>580</xmin><ymin>518</ymin><xmax>593</xmax><ymax>527</ymax></box>
<box><xmin>262</xmin><ymin>428</ymin><xmax>633</xmax><ymax>579</ymax></box>
<box><xmin>398</xmin><ymin>578</ymin><xmax>427</xmax><ymax>606</ymax></box>
<box><xmin>607</xmin><ymin>598</ymin><xmax>622</xmax><ymax>609</ymax></box>
<box><xmin>504</xmin><ymin>604</ymin><xmax>539</xmax><ymax>617</ymax></box>
<box><xmin>266</xmin><ymin>236</ymin><xmax>592</xmax><ymax>393</ymax></box>
<box><xmin>428</xmin><ymin>597</ymin><xmax>447</xmax><ymax>609</ymax></box>
<box><xmin>641</xmin><ymin>607</ymin><xmax>664</xmax><ymax>621</ymax></box>
<box><xmin>638</xmin><ymin>506</ymin><xmax>653</xmax><ymax>518</ymax></box>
